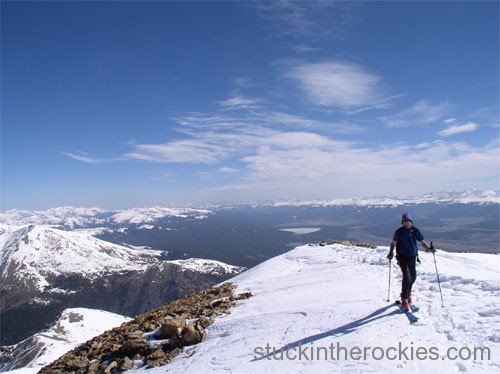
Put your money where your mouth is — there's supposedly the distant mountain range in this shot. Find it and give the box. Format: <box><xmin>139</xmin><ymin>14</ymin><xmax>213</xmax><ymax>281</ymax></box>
<box><xmin>0</xmin><ymin>189</ymin><xmax>497</xmax><ymax>229</ymax></box>
<box><xmin>270</xmin><ymin>188</ymin><xmax>500</xmax><ymax>207</ymax></box>
<box><xmin>0</xmin><ymin>206</ymin><xmax>212</xmax><ymax>229</ymax></box>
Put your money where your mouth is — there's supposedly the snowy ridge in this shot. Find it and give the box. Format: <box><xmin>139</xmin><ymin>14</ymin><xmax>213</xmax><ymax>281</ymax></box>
<box><xmin>0</xmin><ymin>206</ymin><xmax>212</xmax><ymax>228</ymax></box>
<box><xmin>168</xmin><ymin>258</ymin><xmax>245</xmax><ymax>276</ymax></box>
<box><xmin>272</xmin><ymin>189</ymin><xmax>500</xmax><ymax>207</ymax></box>
<box><xmin>142</xmin><ymin>243</ymin><xmax>500</xmax><ymax>373</ymax></box>
<box><xmin>110</xmin><ymin>207</ymin><xmax>211</xmax><ymax>224</ymax></box>
<box><xmin>0</xmin><ymin>224</ymin><xmax>244</xmax><ymax>292</ymax></box>
<box><xmin>1</xmin><ymin>308</ymin><xmax>130</xmax><ymax>373</ymax></box>
<box><xmin>0</xmin><ymin>225</ymin><xmax>162</xmax><ymax>290</ymax></box>
<box><xmin>0</xmin><ymin>207</ymin><xmax>106</xmax><ymax>229</ymax></box>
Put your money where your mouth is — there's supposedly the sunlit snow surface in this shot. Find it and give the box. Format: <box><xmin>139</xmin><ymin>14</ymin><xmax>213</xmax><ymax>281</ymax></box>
<box><xmin>4</xmin><ymin>308</ymin><xmax>130</xmax><ymax>373</ymax></box>
<box><xmin>140</xmin><ymin>243</ymin><xmax>499</xmax><ymax>373</ymax></box>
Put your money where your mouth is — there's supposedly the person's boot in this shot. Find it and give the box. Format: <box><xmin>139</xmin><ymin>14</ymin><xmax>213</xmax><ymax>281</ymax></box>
<box><xmin>401</xmin><ymin>299</ymin><xmax>410</xmax><ymax>312</ymax></box>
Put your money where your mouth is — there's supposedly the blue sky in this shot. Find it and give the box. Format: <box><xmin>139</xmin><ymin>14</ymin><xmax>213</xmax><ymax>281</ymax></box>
<box><xmin>1</xmin><ymin>1</ymin><xmax>499</xmax><ymax>210</ymax></box>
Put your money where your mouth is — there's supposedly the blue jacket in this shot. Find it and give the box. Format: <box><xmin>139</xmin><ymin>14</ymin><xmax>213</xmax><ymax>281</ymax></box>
<box><xmin>393</xmin><ymin>226</ymin><xmax>424</xmax><ymax>257</ymax></box>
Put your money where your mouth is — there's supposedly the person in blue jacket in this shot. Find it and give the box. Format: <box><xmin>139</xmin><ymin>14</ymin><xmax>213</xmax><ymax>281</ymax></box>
<box><xmin>387</xmin><ymin>213</ymin><xmax>434</xmax><ymax>310</ymax></box>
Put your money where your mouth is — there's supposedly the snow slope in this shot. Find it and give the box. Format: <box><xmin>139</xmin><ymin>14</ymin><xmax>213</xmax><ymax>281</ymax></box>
<box><xmin>0</xmin><ymin>224</ymin><xmax>161</xmax><ymax>291</ymax></box>
<box><xmin>141</xmin><ymin>243</ymin><xmax>500</xmax><ymax>373</ymax></box>
<box><xmin>1</xmin><ymin>308</ymin><xmax>130</xmax><ymax>373</ymax></box>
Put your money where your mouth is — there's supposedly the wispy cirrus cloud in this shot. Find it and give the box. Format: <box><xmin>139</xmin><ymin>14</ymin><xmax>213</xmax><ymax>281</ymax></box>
<box><xmin>251</xmin><ymin>0</ymin><xmax>359</xmax><ymax>43</ymax></box>
<box><xmin>219</xmin><ymin>95</ymin><xmax>263</xmax><ymax>110</ymax></box>
<box><xmin>120</xmin><ymin>100</ymin><xmax>362</xmax><ymax>166</ymax></box>
<box><xmin>379</xmin><ymin>99</ymin><xmax>450</xmax><ymax>127</ymax></box>
<box><xmin>62</xmin><ymin>151</ymin><xmax>109</xmax><ymax>164</ymax></box>
<box><xmin>438</xmin><ymin>122</ymin><xmax>478</xmax><ymax>137</ymax></box>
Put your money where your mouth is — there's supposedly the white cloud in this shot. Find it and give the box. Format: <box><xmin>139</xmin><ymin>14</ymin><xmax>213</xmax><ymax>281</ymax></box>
<box><xmin>379</xmin><ymin>99</ymin><xmax>450</xmax><ymax>127</ymax></box>
<box><xmin>62</xmin><ymin>151</ymin><xmax>108</xmax><ymax>164</ymax></box>
<box><xmin>284</xmin><ymin>61</ymin><xmax>387</xmax><ymax>110</ymax></box>
<box><xmin>124</xmin><ymin>138</ymin><xmax>231</xmax><ymax>164</ymax></box>
<box><xmin>219</xmin><ymin>167</ymin><xmax>240</xmax><ymax>173</ymax></box>
<box><xmin>205</xmin><ymin>140</ymin><xmax>499</xmax><ymax>201</ymax></box>
<box><xmin>219</xmin><ymin>95</ymin><xmax>263</xmax><ymax>110</ymax></box>
<box><xmin>438</xmin><ymin>122</ymin><xmax>478</xmax><ymax>137</ymax></box>
<box><xmin>64</xmin><ymin>95</ymin><xmax>497</xmax><ymax>202</ymax></box>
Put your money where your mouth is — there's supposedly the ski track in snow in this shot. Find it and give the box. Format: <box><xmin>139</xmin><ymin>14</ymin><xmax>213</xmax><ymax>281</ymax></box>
<box><xmin>139</xmin><ymin>243</ymin><xmax>499</xmax><ymax>374</ymax></box>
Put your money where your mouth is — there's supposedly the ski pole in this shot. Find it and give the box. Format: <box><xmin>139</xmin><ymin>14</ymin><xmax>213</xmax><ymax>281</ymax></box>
<box><xmin>431</xmin><ymin>241</ymin><xmax>444</xmax><ymax>307</ymax></box>
<box><xmin>386</xmin><ymin>259</ymin><xmax>392</xmax><ymax>302</ymax></box>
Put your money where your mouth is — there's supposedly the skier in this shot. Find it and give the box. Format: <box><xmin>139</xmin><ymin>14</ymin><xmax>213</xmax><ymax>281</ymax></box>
<box><xmin>387</xmin><ymin>213</ymin><xmax>434</xmax><ymax>311</ymax></box>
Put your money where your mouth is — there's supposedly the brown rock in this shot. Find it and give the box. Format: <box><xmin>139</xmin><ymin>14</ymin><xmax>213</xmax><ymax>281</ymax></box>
<box><xmin>87</xmin><ymin>360</ymin><xmax>100</xmax><ymax>373</ymax></box>
<box><xmin>123</xmin><ymin>339</ymin><xmax>148</xmax><ymax>355</ymax></box>
<box><xmin>65</xmin><ymin>357</ymin><xmax>88</xmax><ymax>369</ymax></box>
<box><xmin>159</xmin><ymin>317</ymin><xmax>186</xmax><ymax>339</ymax></box>
<box><xmin>148</xmin><ymin>348</ymin><xmax>168</xmax><ymax>360</ymax></box>
<box><xmin>127</xmin><ymin>330</ymin><xmax>144</xmax><ymax>340</ymax></box>
<box><xmin>147</xmin><ymin>357</ymin><xmax>170</xmax><ymax>368</ymax></box>
<box><xmin>198</xmin><ymin>315</ymin><xmax>212</xmax><ymax>328</ymax></box>
<box><xmin>104</xmin><ymin>361</ymin><xmax>118</xmax><ymax>373</ymax></box>
<box><xmin>181</xmin><ymin>325</ymin><xmax>203</xmax><ymax>345</ymax></box>
<box><xmin>118</xmin><ymin>356</ymin><xmax>134</xmax><ymax>371</ymax></box>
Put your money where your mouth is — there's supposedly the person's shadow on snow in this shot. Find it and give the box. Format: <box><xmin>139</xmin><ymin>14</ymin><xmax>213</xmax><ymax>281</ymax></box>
<box><xmin>251</xmin><ymin>304</ymin><xmax>399</xmax><ymax>362</ymax></box>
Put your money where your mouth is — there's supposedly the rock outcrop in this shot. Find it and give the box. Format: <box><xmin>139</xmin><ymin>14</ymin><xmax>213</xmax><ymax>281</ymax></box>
<box><xmin>39</xmin><ymin>283</ymin><xmax>253</xmax><ymax>373</ymax></box>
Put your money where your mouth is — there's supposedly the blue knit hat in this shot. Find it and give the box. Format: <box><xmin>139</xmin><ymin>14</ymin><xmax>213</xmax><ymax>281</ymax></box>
<box><xmin>401</xmin><ymin>213</ymin><xmax>413</xmax><ymax>224</ymax></box>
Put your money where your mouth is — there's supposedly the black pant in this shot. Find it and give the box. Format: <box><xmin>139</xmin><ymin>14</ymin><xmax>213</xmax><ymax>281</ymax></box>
<box><xmin>397</xmin><ymin>255</ymin><xmax>417</xmax><ymax>300</ymax></box>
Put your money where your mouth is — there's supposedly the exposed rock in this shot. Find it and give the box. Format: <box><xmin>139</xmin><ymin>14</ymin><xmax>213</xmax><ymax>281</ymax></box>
<box><xmin>158</xmin><ymin>316</ymin><xmax>186</xmax><ymax>339</ymax></box>
<box><xmin>118</xmin><ymin>357</ymin><xmax>134</xmax><ymax>371</ymax></box>
<box><xmin>65</xmin><ymin>357</ymin><xmax>88</xmax><ymax>369</ymax></box>
<box><xmin>319</xmin><ymin>240</ymin><xmax>377</xmax><ymax>249</ymax></box>
<box><xmin>122</xmin><ymin>339</ymin><xmax>148</xmax><ymax>355</ymax></box>
<box><xmin>181</xmin><ymin>325</ymin><xmax>203</xmax><ymax>345</ymax></box>
<box><xmin>38</xmin><ymin>282</ymin><xmax>252</xmax><ymax>372</ymax></box>
<box><xmin>103</xmin><ymin>361</ymin><xmax>118</xmax><ymax>373</ymax></box>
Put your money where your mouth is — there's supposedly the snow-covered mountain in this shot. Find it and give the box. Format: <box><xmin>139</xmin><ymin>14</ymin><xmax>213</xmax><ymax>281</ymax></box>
<box><xmin>0</xmin><ymin>224</ymin><xmax>245</xmax><ymax>347</ymax></box>
<box><xmin>0</xmin><ymin>308</ymin><xmax>130</xmax><ymax>373</ymax></box>
<box><xmin>0</xmin><ymin>190</ymin><xmax>497</xmax><ymax>229</ymax></box>
<box><xmin>271</xmin><ymin>188</ymin><xmax>500</xmax><ymax>207</ymax></box>
<box><xmin>136</xmin><ymin>242</ymin><xmax>499</xmax><ymax>373</ymax></box>
<box><xmin>0</xmin><ymin>224</ymin><xmax>161</xmax><ymax>292</ymax></box>
<box><xmin>0</xmin><ymin>206</ymin><xmax>212</xmax><ymax>229</ymax></box>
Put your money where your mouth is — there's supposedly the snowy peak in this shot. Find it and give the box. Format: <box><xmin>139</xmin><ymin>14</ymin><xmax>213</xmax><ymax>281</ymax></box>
<box><xmin>0</xmin><ymin>224</ymin><xmax>161</xmax><ymax>290</ymax></box>
<box><xmin>110</xmin><ymin>207</ymin><xmax>211</xmax><ymax>225</ymax></box>
<box><xmin>0</xmin><ymin>225</ymin><xmax>244</xmax><ymax>292</ymax></box>
<box><xmin>0</xmin><ymin>223</ymin><xmax>246</xmax><ymax>348</ymax></box>
<box><xmin>0</xmin><ymin>308</ymin><xmax>130</xmax><ymax>372</ymax></box>
<box><xmin>0</xmin><ymin>207</ymin><xmax>107</xmax><ymax>229</ymax></box>
<box><xmin>272</xmin><ymin>189</ymin><xmax>500</xmax><ymax>207</ymax></box>
<box><xmin>167</xmin><ymin>258</ymin><xmax>245</xmax><ymax>276</ymax></box>
<box><xmin>0</xmin><ymin>206</ymin><xmax>212</xmax><ymax>228</ymax></box>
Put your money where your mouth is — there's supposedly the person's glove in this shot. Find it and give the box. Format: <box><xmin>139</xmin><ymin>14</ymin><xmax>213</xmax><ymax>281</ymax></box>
<box><xmin>387</xmin><ymin>251</ymin><xmax>394</xmax><ymax>260</ymax></box>
<box><xmin>428</xmin><ymin>241</ymin><xmax>437</xmax><ymax>253</ymax></box>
